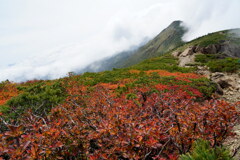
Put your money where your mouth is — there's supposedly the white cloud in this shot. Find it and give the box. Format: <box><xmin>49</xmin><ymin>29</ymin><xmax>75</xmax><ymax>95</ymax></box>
<box><xmin>0</xmin><ymin>0</ymin><xmax>240</xmax><ymax>82</ymax></box>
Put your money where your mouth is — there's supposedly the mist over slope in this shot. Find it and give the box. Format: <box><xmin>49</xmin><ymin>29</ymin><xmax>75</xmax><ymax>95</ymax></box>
<box><xmin>81</xmin><ymin>21</ymin><xmax>186</xmax><ymax>73</ymax></box>
<box><xmin>1</xmin><ymin>0</ymin><xmax>240</xmax><ymax>82</ymax></box>
<box><xmin>80</xmin><ymin>23</ymin><xmax>240</xmax><ymax>74</ymax></box>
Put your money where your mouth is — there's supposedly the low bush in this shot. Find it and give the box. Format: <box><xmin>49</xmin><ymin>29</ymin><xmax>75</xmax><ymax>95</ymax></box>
<box><xmin>207</xmin><ymin>58</ymin><xmax>240</xmax><ymax>73</ymax></box>
<box><xmin>180</xmin><ymin>139</ymin><xmax>232</xmax><ymax>160</ymax></box>
<box><xmin>0</xmin><ymin>82</ymin><xmax>238</xmax><ymax>159</ymax></box>
<box><xmin>195</xmin><ymin>54</ymin><xmax>240</xmax><ymax>73</ymax></box>
<box><xmin>3</xmin><ymin>82</ymin><xmax>66</xmax><ymax>120</ymax></box>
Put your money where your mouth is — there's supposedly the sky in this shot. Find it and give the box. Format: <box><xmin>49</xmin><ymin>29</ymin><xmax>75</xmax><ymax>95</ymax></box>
<box><xmin>0</xmin><ymin>0</ymin><xmax>240</xmax><ymax>82</ymax></box>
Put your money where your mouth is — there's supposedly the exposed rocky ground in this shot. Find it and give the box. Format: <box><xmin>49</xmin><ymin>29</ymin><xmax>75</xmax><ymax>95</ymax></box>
<box><xmin>172</xmin><ymin>45</ymin><xmax>240</xmax><ymax>159</ymax></box>
<box><xmin>211</xmin><ymin>72</ymin><xmax>240</xmax><ymax>102</ymax></box>
<box><xmin>172</xmin><ymin>45</ymin><xmax>240</xmax><ymax>102</ymax></box>
<box><xmin>224</xmin><ymin>124</ymin><xmax>240</xmax><ymax>160</ymax></box>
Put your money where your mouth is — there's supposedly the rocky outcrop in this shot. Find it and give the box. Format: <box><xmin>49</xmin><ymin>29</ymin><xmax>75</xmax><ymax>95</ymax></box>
<box><xmin>172</xmin><ymin>47</ymin><xmax>196</xmax><ymax>67</ymax></box>
<box><xmin>220</xmin><ymin>41</ymin><xmax>240</xmax><ymax>58</ymax></box>
<box><xmin>174</xmin><ymin>42</ymin><xmax>240</xmax><ymax>60</ymax></box>
<box><xmin>172</xmin><ymin>45</ymin><xmax>240</xmax><ymax>102</ymax></box>
<box><xmin>211</xmin><ymin>72</ymin><xmax>236</xmax><ymax>89</ymax></box>
<box><xmin>210</xmin><ymin>72</ymin><xmax>240</xmax><ymax>102</ymax></box>
<box><xmin>195</xmin><ymin>66</ymin><xmax>211</xmax><ymax>78</ymax></box>
<box><xmin>194</xmin><ymin>44</ymin><xmax>221</xmax><ymax>54</ymax></box>
<box><xmin>171</xmin><ymin>44</ymin><xmax>225</xmax><ymax>67</ymax></box>
<box><xmin>172</xmin><ymin>51</ymin><xmax>181</xmax><ymax>57</ymax></box>
<box><xmin>194</xmin><ymin>42</ymin><xmax>240</xmax><ymax>58</ymax></box>
<box><xmin>180</xmin><ymin>47</ymin><xmax>194</xmax><ymax>57</ymax></box>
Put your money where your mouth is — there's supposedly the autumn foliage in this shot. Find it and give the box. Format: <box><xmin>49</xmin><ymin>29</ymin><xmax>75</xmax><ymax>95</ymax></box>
<box><xmin>0</xmin><ymin>82</ymin><xmax>19</xmax><ymax>106</ymax></box>
<box><xmin>0</xmin><ymin>69</ymin><xmax>239</xmax><ymax>160</ymax></box>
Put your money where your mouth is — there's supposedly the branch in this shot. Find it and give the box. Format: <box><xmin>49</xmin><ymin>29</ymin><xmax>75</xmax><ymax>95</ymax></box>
<box><xmin>157</xmin><ymin>138</ymin><xmax>171</xmax><ymax>156</ymax></box>
<box><xmin>32</xmin><ymin>114</ymin><xmax>48</xmax><ymax>126</ymax></box>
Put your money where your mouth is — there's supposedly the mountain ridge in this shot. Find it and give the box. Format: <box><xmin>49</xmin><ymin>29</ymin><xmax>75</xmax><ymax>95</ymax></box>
<box><xmin>80</xmin><ymin>20</ymin><xmax>187</xmax><ymax>73</ymax></box>
<box><xmin>81</xmin><ymin>22</ymin><xmax>240</xmax><ymax>75</ymax></box>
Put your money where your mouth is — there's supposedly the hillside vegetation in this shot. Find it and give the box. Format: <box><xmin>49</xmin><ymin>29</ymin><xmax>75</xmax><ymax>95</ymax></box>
<box><xmin>0</xmin><ymin>24</ymin><xmax>240</xmax><ymax>159</ymax></box>
<box><xmin>0</xmin><ymin>53</ymin><xmax>239</xmax><ymax>159</ymax></box>
<box><xmin>176</xmin><ymin>29</ymin><xmax>240</xmax><ymax>58</ymax></box>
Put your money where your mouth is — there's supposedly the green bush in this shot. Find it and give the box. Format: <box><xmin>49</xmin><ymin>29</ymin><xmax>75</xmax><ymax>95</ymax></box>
<box><xmin>195</xmin><ymin>53</ymin><xmax>240</xmax><ymax>73</ymax></box>
<box><xmin>130</xmin><ymin>54</ymin><xmax>195</xmax><ymax>73</ymax></box>
<box><xmin>186</xmin><ymin>31</ymin><xmax>227</xmax><ymax>47</ymax></box>
<box><xmin>195</xmin><ymin>54</ymin><xmax>219</xmax><ymax>63</ymax></box>
<box><xmin>207</xmin><ymin>58</ymin><xmax>240</xmax><ymax>73</ymax></box>
<box><xmin>190</xmin><ymin>78</ymin><xmax>217</xmax><ymax>98</ymax></box>
<box><xmin>180</xmin><ymin>139</ymin><xmax>232</xmax><ymax>160</ymax></box>
<box><xmin>126</xmin><ymin>93</ymin><xmax>137</xmax><ymax>100</ymax></box>
<box><xmin>5</xmin><ymin>82</ymin><xmax>66</xmax><ymax>119</ymax></box>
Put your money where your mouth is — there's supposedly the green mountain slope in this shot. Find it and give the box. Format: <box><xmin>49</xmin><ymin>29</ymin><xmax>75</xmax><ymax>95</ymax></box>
<box><xmin>172</xmin><ymin>29</ymin><xmax>240</xmax><ymax>73</ymax></box>
<box><xmin>81</xmin><ymin>20</ymin><xmax>187</xmax><ymax>73</ymax></box>
<box><xmin>120</xmin><ymin>20</ymin><xmax>186</xmax><ymax>67</ymax></box>
<box><xmin>176</xmin><ymin>29</ymin><xmax>240</xmax><ymax>57</ymax></box>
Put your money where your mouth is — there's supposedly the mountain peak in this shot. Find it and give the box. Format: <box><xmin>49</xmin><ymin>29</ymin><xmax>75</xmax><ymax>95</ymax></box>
<box><xmin>169</xmin><ymin>20</ymin><xmax>183</xmax><ymax>27</ymax></box>
<box><xmin>159</xmin><ymin>20</ymin><xmax>187</xmax><ymax>35</ymax></box>
<box><xmin>119</xmin><ymin>20</ymin><xmax>186</xmax><ymax>66</ymax></box>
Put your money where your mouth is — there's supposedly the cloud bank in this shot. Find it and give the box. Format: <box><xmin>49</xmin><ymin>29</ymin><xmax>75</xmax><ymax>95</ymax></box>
<box><xmin>0</xmin><ymin>0</ymin><xmax>240</xmax><ymax>82</ymax></box>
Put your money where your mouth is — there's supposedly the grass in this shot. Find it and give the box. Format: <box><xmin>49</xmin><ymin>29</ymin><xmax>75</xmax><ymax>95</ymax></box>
<box><xmin>130</xmin><ymin>54</ymin><xmax>195</xmax><ymax>73</ymax></box>
<box><xmin>176</xmin><ymin>30</ymin><xmax>229</xmax><ymax>53</ymax></box>
<box><xmin>195</xmin><ymin>54</ymin><xmax>240</xmax><ymax>73</ymax></box>
<box><xmin>1</xmin><ymin>81</ymin><xmax>66</xmax><ymax>120</ymax></box>
<box><xmin>191</xmin><ymin>31</ymin><xmax>227</xmax><ymax>47</ymax></box>
<box><xmin>69</xmin><ymin>54</ymin><xmax>216</xmax><ymax>98</ymax></box>
<box><xmin>207</xmin><ymin>58</ymin><xmax>240</xmax><ymax>73</ymax></box>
